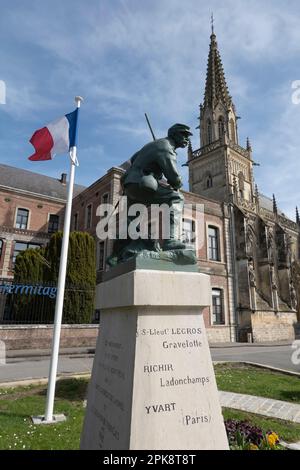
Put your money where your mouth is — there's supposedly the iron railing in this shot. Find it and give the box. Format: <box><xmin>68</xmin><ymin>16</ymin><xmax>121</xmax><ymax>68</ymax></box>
<box><xmin>0</xmin><ymin>278</ymin><xmax>96</xmax><ymax>325</ymax></box>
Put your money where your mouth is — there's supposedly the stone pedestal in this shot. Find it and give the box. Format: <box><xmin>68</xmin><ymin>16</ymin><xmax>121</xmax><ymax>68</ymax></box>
<box><xmin>81</xmin><ymin>269</ymin><xmax>229</xmax><ymax>450</ymax></box>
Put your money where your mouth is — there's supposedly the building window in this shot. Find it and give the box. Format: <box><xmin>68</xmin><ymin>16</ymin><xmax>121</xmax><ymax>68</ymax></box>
<box><xmin>73</xmin><ymin>213</ymin><xmax>78</xmax><ymax>231</ymax></box>
<box><xmin>218</xmin><ymin>117</ymin><xmax>224</xmax><ymax>139</ymax></box>
<box><xmin>0</xmin><ymin>239</ymin><xmax>3</xmax><ymax>260</ymax></box>
<box><xmin>208</xmin><ymin>226</ymin><xmax>220</xmax><ymax>261</ymax></box>
<box><xmin>98</xmin><ymin>241</ymin><xmax>105</xmax><ymax>271</ymax></box>
<box><xmin>85</xmin><ymin>204</ymin><xmax>92</xmax><ymax>229</ymax></box>
<box><xmin>207</xmin><ymin>119</ymin><xmax>212</xmax><ymax>144</ymax></box>
<box><xmin>48</xmin><ymin>214</ymin><xmax>59</xmax><ymax>234</ymax></box>
<box><xmin>12</xmin><ymin>241</ymin><xmax>41</xmax><ymax>266</ymax></box>
<box><xmin>15</xmin><ymin>208</ymin><xmax>29</xmax><ymax>230</ymax></box>
<box><xmin>102</xmin><ymin>193</ymin><xmax>109</xmax><ymax>204</ymax></box>
<box><xmin>182</xmin><ymin>219</ymin><xmax>196</xmax><ymax>245</ymax></box>
<box><xmin>212</xmin><ymin>289</ymin><xmax>225</xmax><ymax>325</ymax></box>
<box><xmin>206</xmin><ymin>174</ymin><xmax>213</xmax><ymax>188</ymax></box>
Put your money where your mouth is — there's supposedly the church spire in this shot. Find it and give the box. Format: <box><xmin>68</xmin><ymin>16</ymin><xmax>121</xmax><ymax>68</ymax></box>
<box><xmin>296</xmin><ymin>206</ymin><xmax>299</xmax><ymax>224</ymax></box>
<box><xmin>199</xmin><ymin>25</ymin><xmax>238</xmax><ymax>148</ymax></box>
<box><xmin>203</xmin><ymin>29</ymin><xmax>232</xmax><ymax>109</ymax></box>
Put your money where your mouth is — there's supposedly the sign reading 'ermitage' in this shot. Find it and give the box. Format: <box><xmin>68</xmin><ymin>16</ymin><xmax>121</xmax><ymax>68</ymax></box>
<box><xmin>0</xmin><ymin>283</ymin><xmax>57</xmax><ymax>298</ymax></box>
<box><xmin>81</xmin><ymin>270</ymin><xmax>229</xmax><ymax>450</ymax></box>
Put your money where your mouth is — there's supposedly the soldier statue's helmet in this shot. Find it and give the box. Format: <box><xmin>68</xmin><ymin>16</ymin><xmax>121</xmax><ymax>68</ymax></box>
<box><xmin>167</xmin><ymin>123</ymin><xmax>193</xmax><ymax>138</ymax></box>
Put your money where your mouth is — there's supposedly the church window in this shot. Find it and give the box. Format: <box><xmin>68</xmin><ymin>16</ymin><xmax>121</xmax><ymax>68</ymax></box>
<box><xmin>207</xmin><ymin>119</ymin><xmax>212</xmax><ymax>144</ymax></box>
<box><xmin>230</xmin><ymin>119</ymin><xmax>236</xmax><ymax>143</ymax></box>
<box><xmin>206</xmin><ymin>174</ymin><xmax>213</xmax><ymax>188</ymax></box>
<box><xmin>218</xmin><ymin>117</ymin><xmax>224</xmax><ymax>139</ymax></box>
<box><xmin>238</xmin><ymin>172</ymin><xmax>244</xmax><ymax>199</ymax></box>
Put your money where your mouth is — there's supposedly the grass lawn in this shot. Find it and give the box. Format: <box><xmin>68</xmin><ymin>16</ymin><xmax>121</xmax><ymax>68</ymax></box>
<box><xmin>0</xmin><ymin>379</ymin><xmax>87</xmax><ymax>450</ymax></box>
<box><xmin>214</xmin><ymin>363</ymin><xmax>300</xmax><ymax>403</ymax></box>
<box><xmin>0</xmin><ymin>364</ymin><xmax>300</xmax><ymax>450</ymax></box>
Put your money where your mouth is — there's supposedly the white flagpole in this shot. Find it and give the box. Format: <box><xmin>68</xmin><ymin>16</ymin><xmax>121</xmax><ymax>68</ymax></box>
<box><xmin>44</xmin><ymin>96</ymin><xmax>83</xmax><ymax>423</ymax></box>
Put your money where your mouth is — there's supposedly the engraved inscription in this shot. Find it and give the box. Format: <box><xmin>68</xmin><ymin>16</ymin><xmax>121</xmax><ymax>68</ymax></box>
<box><xmin>160</xmin><ymin>375</ymin><xmax>210</xmax><ymax>388</ymax></box>
<box><xmin>138</xmin><ymin>322</ymin><xmax>213</xmax><ymax>429</ymax></box>
<box><xmin>183</xmin><ymin>413</ymin><xmax>211</xmax><ymax>426</ymax></box>
<box><xmin>162</xmin><ymin>339</ymin><xmax>202</xmax><ymax>349</ymax></box>
<box><xmin>145</xmin><ymin>402</ymin><xmax>176</xmax><ymax>414</ymax></box>
<box><xmin>144</xmin><ymin>363</ymin><xmax>174</xmax><ymax>373</ymax></box>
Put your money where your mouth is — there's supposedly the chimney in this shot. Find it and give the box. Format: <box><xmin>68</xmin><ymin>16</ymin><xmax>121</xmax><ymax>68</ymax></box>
<box><xmin>60</xmin><ymin>173</ymin><xmax>67</xmax><ymax>185</ymax></box>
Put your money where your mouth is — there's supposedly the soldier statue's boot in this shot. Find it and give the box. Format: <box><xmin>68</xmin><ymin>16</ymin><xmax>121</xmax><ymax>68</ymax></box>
<box><xmin>163</xmin><ymin>239</ymin><xmax>186</xmax><ymax>251</ymax></box>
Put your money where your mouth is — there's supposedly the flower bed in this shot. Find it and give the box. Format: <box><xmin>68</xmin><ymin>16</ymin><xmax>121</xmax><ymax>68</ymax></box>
<box><xmin>225</xmin><ymin>419</ymin><xmax>282</xmax><ymax>450</ymax></box>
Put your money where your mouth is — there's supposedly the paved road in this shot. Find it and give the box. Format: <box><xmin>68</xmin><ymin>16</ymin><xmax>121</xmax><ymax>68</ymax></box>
<box><xmin>0</xmin><ymin>344</ymin><xmax>299</xmax><ymax>384</ymax></box>
<box><xmin>211</xmin><ymin>344</ymin><xmax>300</xmax><ymax>373</ymax></box>
<box><xmin>0</xmin><ymin>356</ymin><xmax>93</xmax><ymax>384</ymax></box>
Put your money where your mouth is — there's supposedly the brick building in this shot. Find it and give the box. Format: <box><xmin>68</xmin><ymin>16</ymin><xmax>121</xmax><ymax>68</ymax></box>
<box><xmin>71</xmin><ymin>165</ymin><xmax>236</xmax><ymax>342</ymax></box>
<box><xmin>0</xmin><ymin>163</ymin><xmax>85</xmax><ymax>279</ymax></box>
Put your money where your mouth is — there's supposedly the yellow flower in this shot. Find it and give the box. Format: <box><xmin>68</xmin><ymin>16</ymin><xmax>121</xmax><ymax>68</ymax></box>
<box><xmin>267</xmin><ymin>432</ymin><xmax>279</xmax><ymax>447</ymax></box>
<box><xmin>249</xmin><ymin>443</ymin><xmax>259</xmax><ymax>450</ymax></box>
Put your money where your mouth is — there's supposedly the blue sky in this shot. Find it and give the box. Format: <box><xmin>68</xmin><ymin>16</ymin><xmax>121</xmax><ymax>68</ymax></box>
<box><xmin>0</xmin><ymin>0</ymin><xmax>300</xmax><ymax>219</ymax></box>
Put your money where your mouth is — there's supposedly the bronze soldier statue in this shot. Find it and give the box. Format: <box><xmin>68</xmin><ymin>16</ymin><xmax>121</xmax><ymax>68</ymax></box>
<box><xmin>108</xmin><ymin>123</ymin><xmax>193</xmax><ymax>265</ymax></box>
<box><xmin>121</xmin><ymin>123</ymin><xmax>192</xmax><ymax>250</ymax></box>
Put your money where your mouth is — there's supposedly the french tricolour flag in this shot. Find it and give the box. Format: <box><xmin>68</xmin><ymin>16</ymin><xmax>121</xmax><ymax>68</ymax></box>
<box><xmin>28</xmin><ymin>108</ymin><xmax>78</xmax><ymax>161</ymax></box>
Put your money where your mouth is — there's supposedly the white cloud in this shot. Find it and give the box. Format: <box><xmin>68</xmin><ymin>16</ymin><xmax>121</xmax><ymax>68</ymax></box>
<box><xmin>1</xmin><ymin>0</ymin><xmax>300</xmax><ymax>217</ymax></box>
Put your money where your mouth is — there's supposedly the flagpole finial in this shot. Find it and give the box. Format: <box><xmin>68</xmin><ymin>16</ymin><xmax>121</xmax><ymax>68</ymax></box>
<box><xmin>75</xmin><ymin>96</ymin><xmax>84</xmax><ymax>108</ymax></box>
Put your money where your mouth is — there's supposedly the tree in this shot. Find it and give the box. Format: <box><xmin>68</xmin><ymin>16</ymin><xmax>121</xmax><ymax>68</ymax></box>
<box><xmin>45</xmin><ymin>231</ymin><xmax>96</xmax><ymax>323</ymax></box>
<box><xmin>13</xmin><ymin>247</ymin><xmax>54</xmax><ymax>323</ymax></box>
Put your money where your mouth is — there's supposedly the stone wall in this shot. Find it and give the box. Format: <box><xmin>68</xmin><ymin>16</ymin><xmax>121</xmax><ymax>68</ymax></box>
<box><xmin>251</xmin><ymin>311</ymin><xmax>297</xmax><ymax>342</ymax></box>
<box><xmin>0</xmin><ymin>324</ymin><xmax>99</xmax><ymax>350</ymax></box>
<box><xmin>206</xmin><ymin>326</ymin><xmax>231</xmax><ymax>343</ymax></box>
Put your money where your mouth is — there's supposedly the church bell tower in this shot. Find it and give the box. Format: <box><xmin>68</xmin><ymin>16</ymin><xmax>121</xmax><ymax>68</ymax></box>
<box><xmin>188</xmin><ymin>26</ymin><xmax>255</xmax><ymax>205</ymax></box>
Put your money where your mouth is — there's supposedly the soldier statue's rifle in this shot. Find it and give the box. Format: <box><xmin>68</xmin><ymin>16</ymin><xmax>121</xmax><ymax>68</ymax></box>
<box><xmin>103</xmin><ymin>113</ymin><xmax>157</xmax><ymax>226</ymax></box>
<box><xmin>144</xmin><ymin>113</ymin><xmax>156</xmax><ymax>141</ymax></box>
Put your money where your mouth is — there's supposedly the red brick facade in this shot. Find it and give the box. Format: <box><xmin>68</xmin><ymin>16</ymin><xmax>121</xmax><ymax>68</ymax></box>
<box><xmin>0</xmin><ymin>188</ymin><xmax>65</xmax><ymax>278</ymax></box>
<box><xmin>71</xmin><ymin>168</ymin><xmax>235</xmax><ymax>342</ymax></box>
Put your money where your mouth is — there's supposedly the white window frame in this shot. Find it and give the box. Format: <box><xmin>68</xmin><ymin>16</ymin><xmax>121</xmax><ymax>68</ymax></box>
<box><xmin>14</xmin><ymin>207</ymin><xmax>31</xmax><ymax>230</ymax></box>
<box><xmin>211</xmin><ymin>287</ymin><xmax>226</xmax><ymax>326</ymax></box>
<box><xmin>182</xmin><ymin>218</ymin><xmax>196</xmax><ymax>246</ymax></box>
<box><xmin>206</xmin><ymin>223</ymin><xmax>222</xmax><ymax>262</ymax></box>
